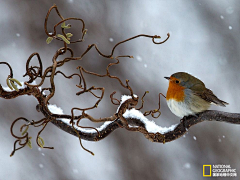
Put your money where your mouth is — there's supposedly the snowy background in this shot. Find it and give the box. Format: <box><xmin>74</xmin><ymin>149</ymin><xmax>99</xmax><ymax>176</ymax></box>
<box><xmin>0</xmin><ymin>0</ymin><xmax>239</xmax><ymax>180</ymax></box>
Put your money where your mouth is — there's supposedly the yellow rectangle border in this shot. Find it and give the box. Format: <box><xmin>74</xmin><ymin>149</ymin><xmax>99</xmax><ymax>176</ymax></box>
<box><xmin>203</xmin><ymin>165</ymin><xmax>211</xmax><ymax>177</ymax></box>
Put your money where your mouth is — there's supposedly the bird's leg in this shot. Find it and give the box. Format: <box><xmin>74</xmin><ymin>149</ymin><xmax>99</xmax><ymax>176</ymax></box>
<box><xmin>181</xmin><ymin>114</ymin><xmax>199</xmax><ymax>130</ymax></box>
<box><xmin>191</xmin><ymin>114</ymin><xmax>199</xmax><ymax>118</ymax></box>
<box><xmin>180</xmin><ymin>116</ymin><xmax>188</xmax><ymax>130</ymax></box>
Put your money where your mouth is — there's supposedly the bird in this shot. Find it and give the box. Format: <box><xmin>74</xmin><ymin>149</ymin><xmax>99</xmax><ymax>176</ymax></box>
<box><xmin>164</xmin><ymin>72</ymin><xmax>228</xmax><ymax>118</ymax></box>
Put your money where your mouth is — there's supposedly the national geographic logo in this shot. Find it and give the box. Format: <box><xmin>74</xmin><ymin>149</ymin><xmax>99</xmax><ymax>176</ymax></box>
<box><xmin>203</xmin><ymin>164</ymin><xmax>237</xmax><ymax>177</ymax></box>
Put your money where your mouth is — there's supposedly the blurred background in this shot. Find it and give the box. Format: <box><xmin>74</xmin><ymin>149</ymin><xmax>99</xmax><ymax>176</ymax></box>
<box><xmin>0</xmin><ymin>0</ymin><xmax>239</xmax><ymax>179</ymax></box>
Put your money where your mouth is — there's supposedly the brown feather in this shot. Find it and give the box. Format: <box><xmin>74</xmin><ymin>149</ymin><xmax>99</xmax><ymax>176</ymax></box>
<box><xmin>193</xmin><ymin>88</ymin><xmax>229</xmax><ymax>107</ymax></box>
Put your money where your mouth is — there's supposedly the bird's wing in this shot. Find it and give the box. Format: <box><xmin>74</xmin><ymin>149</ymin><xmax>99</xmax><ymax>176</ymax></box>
<box><xmin>193</xmin><ymin>88</ymin><xmax>229</xmax><ymax>107</ymax></box>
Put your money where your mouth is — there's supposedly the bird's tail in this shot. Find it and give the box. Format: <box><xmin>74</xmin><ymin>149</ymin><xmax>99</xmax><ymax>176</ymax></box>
<box><xmin>195</xmin><ymin>88</ymin><xmax>229</xmax><ymax>107</ymax></box>
<box><xmin>205</xmin><ymin>88</ymin><xmax>229</xmax><ymax>107</ymax></box>
<box><xmin>211</xmin><ymin>99</ymin><xmax>229</xmax><ymax>107</ymax></box>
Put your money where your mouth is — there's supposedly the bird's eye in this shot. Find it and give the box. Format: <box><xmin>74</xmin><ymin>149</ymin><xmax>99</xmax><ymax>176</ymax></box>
<box><xmin>175</xmin><ymin>80</ymin><xmax>179</xmax><ymax>84</ymax></box>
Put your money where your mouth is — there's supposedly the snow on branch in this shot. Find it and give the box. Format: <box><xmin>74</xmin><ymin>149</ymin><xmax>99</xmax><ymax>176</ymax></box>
<box><xmin>0</xmin><ymin>5</ymin><xmax>239</xmax><ymax>157</ymax></box>
<box><xmin>50</xmin><ymin>95</ymin><xmax>240</xmax><ymax>144</ymax></box>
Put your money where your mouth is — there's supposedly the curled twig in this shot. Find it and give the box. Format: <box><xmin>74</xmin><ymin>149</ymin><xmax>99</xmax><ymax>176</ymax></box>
<box><xmin>10</xmin><ymin>117</ymin><xmax>30</xmax><ymax>156</ymax></box>
<box><xmin>0</xmin><ymin>62</ymin><xmax>13</xmax><ymax>78</ymax></box>
<box><xmin>144</xmin><ymin>93</ymin><xmax>165</xmax><ymax>118</ymax></box>
<box><xmin>24</xmin><ymin>52</ymin><xmax>43</xmax><ymax>83</ymax></box>
<box><xmin>44</xmin><ymin>4</ymin><xmax>87</xmax><ymax>43</ymax></box>
<box><xmin>1</xmin><ymin>4</ymin><xmax>172</xmax><ymax>156</ymax></box>
<box><xmin>136</xmin><ymin>91</ymin><xmax>149</xmax><ymax>110</ymax></box>
<box><xmin>152</xmin><ymin>33</ymin><xmax>170</xmax><ymax>44</ymax></box>
<box><xmin>110</xmin><ymin>91</ymin><xmax>120</xmax><ymax>105</ymax></box>
<box><xmin>36</xmin><ymin>122</ymin><xmax>53</xmax><ymax>149</ymax></box>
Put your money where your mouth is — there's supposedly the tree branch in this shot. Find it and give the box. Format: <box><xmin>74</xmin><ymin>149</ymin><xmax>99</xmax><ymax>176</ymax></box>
<box><xmin>50</xmin><ymin>109</ymin><xmax>240</xmax><ymax>143</ymax></box>
<box><xmin>1</xmin><ymin>4</ymin><xmax>239</xmax><ymax>156</ymax></box>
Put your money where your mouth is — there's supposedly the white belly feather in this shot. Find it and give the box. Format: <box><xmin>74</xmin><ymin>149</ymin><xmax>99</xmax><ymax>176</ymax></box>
<box><xmin>166</xmin><ymin>89</ymin><xmax>211</xmax><ymax>118</ymax></box>
<box><xmin>167</xmin><ymin>99</ymin><xmax>194</xmax><ymax>118</ymax></box>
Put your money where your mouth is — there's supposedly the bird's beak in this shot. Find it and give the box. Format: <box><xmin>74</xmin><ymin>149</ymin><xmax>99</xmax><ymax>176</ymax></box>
<box><xmin>164</xmin><ymin>77</ymin><xmax>170</xmax><ymax>80</ymax></box>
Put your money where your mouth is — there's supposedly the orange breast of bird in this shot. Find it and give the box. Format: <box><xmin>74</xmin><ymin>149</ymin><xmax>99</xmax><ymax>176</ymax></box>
<box><xmin>166</xmin><ymin>78</ymin><xmax>185</xmax><ymax>102</ymax></box>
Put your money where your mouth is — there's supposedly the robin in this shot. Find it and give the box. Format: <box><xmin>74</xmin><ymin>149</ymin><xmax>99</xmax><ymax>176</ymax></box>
<box><xmin>164</xmin><ymin>72</ymin><xmax>228</xmax><ymax>118</ymax></box>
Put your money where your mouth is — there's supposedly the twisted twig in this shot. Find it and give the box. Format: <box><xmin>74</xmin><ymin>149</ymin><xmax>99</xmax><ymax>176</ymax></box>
<box><xmin>2</xmin><ymin>4</ymin><xmax>238</xmax><ymax>157</ymax></box>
